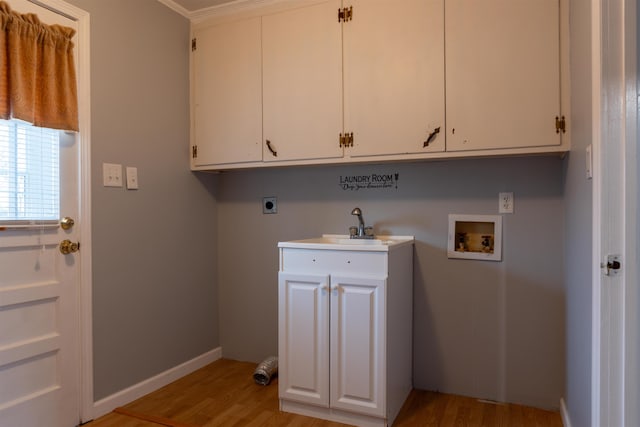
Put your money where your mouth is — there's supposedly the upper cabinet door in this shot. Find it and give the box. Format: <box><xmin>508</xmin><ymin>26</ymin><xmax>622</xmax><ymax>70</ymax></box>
<box><xmin>192</xmin><ymin>17</ymin><xmax>263</xmax><ymax>166</ymax></box>
<box><xmin>445</xmin><ymin>0</ymin><xmax>561</xmax><ymax>151</ymax></box>
<box><xmin>344</xmin><ymin>0</ymin><xmax>445</xmax><ymax>157</ymax></box>
<box><xmin>262</xmin><ymin>0</ymin><xmax>344</xmax><ymax>162</ymax></box>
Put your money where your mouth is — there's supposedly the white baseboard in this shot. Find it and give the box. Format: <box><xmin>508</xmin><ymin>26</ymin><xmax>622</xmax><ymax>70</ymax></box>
<box><xmin>91</xmin><ymin>347</ymin><xmax>222</xmax><ymax>420</ymax></box>
<box><xmin>560</xmin><ymin>398</ymin><xmax>572</xmax><ymax>427</ymax></box>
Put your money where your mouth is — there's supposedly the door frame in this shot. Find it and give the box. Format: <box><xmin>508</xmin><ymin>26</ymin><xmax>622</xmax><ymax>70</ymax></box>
<box><xmin>27</xmin><ymin>0</ymin><xmax>94</xmax><ymax>422</ymax></box>
<box><xmin>621</xmin><ymin>0</ymin><xmax>638</xmax><ymax>424</ymax></box>
<box><xmin>591</xmin><ymin>0</ymin><xmax>637</xmax><ymax>425</ymax></box>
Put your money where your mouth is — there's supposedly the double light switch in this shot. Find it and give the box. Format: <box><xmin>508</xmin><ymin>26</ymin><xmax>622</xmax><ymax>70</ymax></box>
<box><xmin>103</xmin><ymin>163</ymin><xmax>139</xmax><ymax>190</ymax></box>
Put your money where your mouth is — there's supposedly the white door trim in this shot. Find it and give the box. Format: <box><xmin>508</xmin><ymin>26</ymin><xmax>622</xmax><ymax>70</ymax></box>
<box><xmin>591</xmin><ymin>0</ymin><xmax>603</xmax><ymax>422</ymax></box>
<box><xmin>27</xmin><ymin>0</ymin><xmax>94</xmax><ymax>423</ymax></box>
<box><xmin>622</xmin><ymin>1</ymin><xmax>638</xmax><ymax>425</ymax></box>
<box><xmin>74</xmin><ymin>5</ymin><xmax>94</xmax><ymax>423</ymax></box>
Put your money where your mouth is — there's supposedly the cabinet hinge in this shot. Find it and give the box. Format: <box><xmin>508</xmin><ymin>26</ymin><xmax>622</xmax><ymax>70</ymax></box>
<box><xmin>192</xmin><ymin>145</ymin><xmax>198</xmax><ymax>159</ymax></box>
<box><xmin>191</xmin><ymin>38</ymin><xmax>197</xmax><ymax>52</ymax></box>
<box><xmin>338</xmin><ymin>6</ymin><xmax>353</xmax><ymax>23</ymax></box>
<box><xmin>555</xmin><ymin>116</ymin><xmax>566</xmax><ymax>134</ymax></box>
<box><xmin>339</xmin><ymin>132</ymin><xmax>354</xmax><ymax>148</ymax></box>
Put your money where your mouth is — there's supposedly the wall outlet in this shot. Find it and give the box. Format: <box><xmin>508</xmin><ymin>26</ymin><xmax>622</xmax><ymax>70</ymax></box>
<box><xmin>499</xmin><ymin>192</ymin><xmax>514</xmax><ymax>214</ymax></box>
<box><xmin>263</xmin><ymin>197</ymin><xmax>277</xmax><ymax>214</ymax></box>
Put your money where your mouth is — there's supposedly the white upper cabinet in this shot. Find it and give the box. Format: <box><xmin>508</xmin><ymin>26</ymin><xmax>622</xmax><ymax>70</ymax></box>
<box><xmin>445</xmin><ymin>0</ymin><xmax>562</xmax><ymax>151</ymax></box>
<box><xmin>262</xmin><ymin>0</ymin><xmax>445</xmax><ymax>162</ymax></box>
<box><xmin>344</xmin><ymin>0</ymin><xmax>445</xmax><ymax>157</ymax></box>
<box><xmin>191</xmin><ymin>17</ymin><xmax>262</xmax><ymax>167</ymax></box>
<box><xmin>262</xmin><ymin>1</ymin><xmax>344</xmax><ymax>162</ymax></box>
<box><xmin>190</xmin><ymin>0</ymin><xmax>568</xmax><ymax>170</ymax></box>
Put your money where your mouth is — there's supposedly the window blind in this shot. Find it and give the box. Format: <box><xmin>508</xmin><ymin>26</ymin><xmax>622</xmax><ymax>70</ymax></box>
<box><xmin>0</xmin><ymin>119</ymin><xmax>60</xmax><ymax>224</ymax></box>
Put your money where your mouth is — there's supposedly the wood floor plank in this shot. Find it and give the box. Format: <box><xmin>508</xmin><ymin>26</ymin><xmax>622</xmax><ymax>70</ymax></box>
<box><xmin>86</xmin><ymin>359</ymin><xmax>562</xmax><ymax>427</ymax></box>
<box><xmin>113</xmin><ymin>407</ymin><xmax>200</xmax><ymax>427</ymax></box>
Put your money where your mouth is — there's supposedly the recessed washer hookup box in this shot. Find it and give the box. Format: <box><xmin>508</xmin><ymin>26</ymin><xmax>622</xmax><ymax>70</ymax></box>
<box><xmin>447</xmin><ymin>214</ymin><xmax>502</xmax><ymax>262</ymax></box>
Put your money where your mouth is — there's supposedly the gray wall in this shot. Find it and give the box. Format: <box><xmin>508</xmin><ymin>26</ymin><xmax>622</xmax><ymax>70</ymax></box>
<box><xmin>563</xmin><ymin>0</ymin><xmax>593</xmax><ymax>425</ymax></box>
<box><xmin>63</xmin><ymin>0</ymin><xmax>573</xmax><ymax>411</ymax></box>
<box><xmin>65</xmin><ymin>0</ymin><xmax>220</xmax><ymax>400</ymax></box>
<box><xmin>217</xmin><ymin>157</ymin><xmax>565</xmax><ymax>409</ymax></box>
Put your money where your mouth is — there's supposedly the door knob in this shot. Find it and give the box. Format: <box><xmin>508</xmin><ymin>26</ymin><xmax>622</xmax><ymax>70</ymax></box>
<box><xmin>59</xmin><ymin>239</ymin><xmax>80</xmax><ymax>254</ymax></box>
<box><xmin>60</xmin><ymin>217</ymin><xmax>75</xmax><ymax>230</ymax></box>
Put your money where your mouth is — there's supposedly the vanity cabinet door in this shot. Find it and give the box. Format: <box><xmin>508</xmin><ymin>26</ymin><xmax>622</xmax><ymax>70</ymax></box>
<box><xmin>191</xmin><ymin>17</ymin><xmax>262</xmax><ymax>167</ymax></box>
<box><xmin>344</xmin><ymin>0</ymin><xmax>445</xmax><ymax>158</ymax></box>
<box><xmin>278</xmin><ymin>272</ymin><xmax>330</xmax><ymax>407</ymax></box>
<box><xmin>445</xmin><ymin>0</ymin><xmax>562</xmax><ymax>151</ymax></box>
<box><xmin>330</xmin><ymin>275</ymin><xmax>386</xmax><ymax>417</ymax></box>
<box><xmin>262</xmin><ymin>0</ymin><xmax>344</xmax><ymax>163</ymax></box>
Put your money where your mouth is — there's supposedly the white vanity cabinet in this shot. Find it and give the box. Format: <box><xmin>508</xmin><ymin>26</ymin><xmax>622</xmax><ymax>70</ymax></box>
<box><xmin>278</xmin><ymin>236</ymin><xmax>414</xmax><ymax>427</ymax></box>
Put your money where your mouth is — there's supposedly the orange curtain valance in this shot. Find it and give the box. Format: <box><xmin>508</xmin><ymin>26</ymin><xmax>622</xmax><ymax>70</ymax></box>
<box><xmin>0</xmin><ymin>1</ymin><xmax>78</xmax><ymax>131</ymax></box>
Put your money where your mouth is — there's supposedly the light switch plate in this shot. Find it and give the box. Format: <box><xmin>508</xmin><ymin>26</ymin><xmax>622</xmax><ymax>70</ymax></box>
<box><xmin>586</xmin><ymin>144</ymin><xmax>593</xmax><ymax>179</ymax></box>
<box><xmin>126</xmin><ymin>167</ymin><xmax>139</xmax><ymax>190</ymax></box>
<box><xmin>103</xmin><ymin>163</ymin><xmax>122</xmax><ymax>187</ymax></box>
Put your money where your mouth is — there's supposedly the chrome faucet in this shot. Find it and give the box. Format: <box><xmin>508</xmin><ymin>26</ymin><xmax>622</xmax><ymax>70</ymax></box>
<box><xmin>350</xmin><ymin>207</ymin><xmax>374</xmax><ymax>239</ymax></box>
<box><xmin>351</xmin><ymin>207</ymin><xmax>365</xmax><ymax>236</ymax></box>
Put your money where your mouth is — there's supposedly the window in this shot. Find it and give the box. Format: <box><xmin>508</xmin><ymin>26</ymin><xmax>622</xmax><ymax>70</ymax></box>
<box><xmin>0</xmin><ymin>119</ymin><xmax>60</xmax><ymax>223</ymax></box>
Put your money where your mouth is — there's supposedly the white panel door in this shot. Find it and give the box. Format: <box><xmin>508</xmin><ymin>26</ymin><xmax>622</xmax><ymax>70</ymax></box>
<box><xmin>192</xmin><ymin>16</ymin><xmax>262</xmax><ymax>166</ymax></box>
<box><xmin>262</xmin><ymin>0</ymin><xmax>343</xmax><ymax>162</ymax></box>
<box><xmin>278</xmin><ymin>272</ymin><xmax>330</xmax><ymax>407</ymax></box>
<box><xmin>445</xmin><ymin>0</ymin><xmax>561</xmax><ymax>151</ymax></box>
<box><xmin>344</xmin><ymin>0</ymin><xmax>445</xmax><ymax>157</ymax></box>
<box><xmin>0</xmin><ymin>2</ymin><xmax>80</xmax><ymax>426</ymax></box>
<box><xmin>593</xmin><ymin>0</ymin><xmax>638</xmax><ymax>424</ymax></box>
<box><xmin>330</xmin><ymin>276</ymin><xmax>385</xmax><ymax>417</ymax></box>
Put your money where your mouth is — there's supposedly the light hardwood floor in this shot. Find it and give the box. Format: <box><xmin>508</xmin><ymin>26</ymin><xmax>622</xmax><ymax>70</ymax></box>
<box><xmin>86</xmin><ymin>359</ymin><xmax>563</xmax><ymax>427</ymax></box>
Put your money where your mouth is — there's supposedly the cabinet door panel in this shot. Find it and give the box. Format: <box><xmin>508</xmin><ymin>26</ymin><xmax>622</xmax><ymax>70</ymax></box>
<box><xmin>278</xmin><ymin>272</ymin><xmax>330</xmax><ymax>407</ymax></box>
<box><xmin>330</xmin><ymin>276</ymin><xmax>386</xmax><ymax>417</ymax></box>
<box><xmin>193</xmin><ymin>17</ymin><xmax>262</xmax><ymax>166</ymax></box>
<box><xmin>262</xmin><ymin>0</ymin><xmax>343</xmax><ymax>162</ymax></box>
<box><xmin>344</xmin><ymin>0</ymin><xmax>445</xmax><ymax>157</ymax></box>
<box><xmin>446</xmin><ymin>0</ymin><xmax>561</xmax><ymax>151</ymax></box>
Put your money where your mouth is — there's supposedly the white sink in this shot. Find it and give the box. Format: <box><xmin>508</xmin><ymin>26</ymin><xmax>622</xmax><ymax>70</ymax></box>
<box><xmin>300</xmin><ymin>236</ymin><xmax>383</xmax><ymax>245</ymax></box>
<box><xmin>278</xmin><ymin>234</ymin><xmax>414</xmax><ymax>251</ymax></box>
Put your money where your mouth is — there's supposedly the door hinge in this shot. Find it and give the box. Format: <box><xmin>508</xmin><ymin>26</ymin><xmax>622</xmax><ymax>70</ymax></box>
<box><xmin>602</xmin><ymin>254</ymin><xmax>622</xmax><ymax>276</ymax></box>
<box><xmin>191</xmin><ymin>38</ymin><xmax>197</xmax><ymax>52</ymax></box>
<box><xmin>339</xmin><ymin>132</ymin><xmax>354</xmax><ymax>148</ymax></box>
<box><xmin>192</xmin><ymin>145</ymin><xmax>198</xmax><ymax>159</ymax></box>
<box><xmin>338</xmin><ymin>6</ymin><xmax>353</xmax><ymax>22</ymax></box>
<box><xmin>555</xmin><ymin>116</ymin><xmax>566</xmax><ymax>134</ymax></box>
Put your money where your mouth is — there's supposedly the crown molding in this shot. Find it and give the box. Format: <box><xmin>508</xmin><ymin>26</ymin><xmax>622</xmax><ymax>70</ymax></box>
<box><xmin>156</xmin><ymin>0</ymin><xmax>192</xmax><ymax>18</ymax></box>
<box><xmin>189</xmin><ymin>0</ymin><xmax>287</xmax><ymax>22</ymax></box>
<box><xmin>157</xmin><ymin>0</ymin><xmax>320</xmax><ymax>23</ymax></box>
